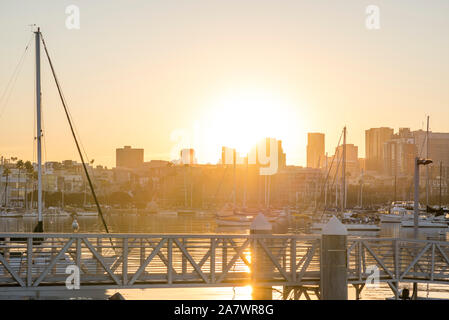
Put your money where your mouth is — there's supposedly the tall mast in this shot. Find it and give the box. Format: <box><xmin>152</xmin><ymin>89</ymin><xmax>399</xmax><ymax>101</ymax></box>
<box><xmin>232</xmin><ymin>149</ymin><xmax>236</xmax><ymax>208</ymax></box>
<box><xmin>439</xmin><ymin>160</ymin><xmax>443</xmax><ymax>209</ymax></box>
<box><xmin>426</xmin><ymin>116</ymin><xmax>430</xmax><ymax>207</ymax></box>
<box><xmin>341</xmin><ymin>126</ymin><xmax>346</xmax><ymax>213</ymax></box>
<box><xmin>335</xmin><ymin>150</ymin><xmax>339</xmax><ymax>208</ymax></box>
<box><xmin>324</xmin><ymin>152</ymin><xmax>328</xmax><ymax>207</ymax></box>
<box><xmin>35</xmin><ymin>27</ymin><xmax>43</xmax><ymax>232</ymax></box>
<box><xmin>360</xmin><ymin>169</ymin><xmax>364</xmax><ymax>208</ymax></box>
<box><xmin>243</xmin><ymin>156</ymin><xmax>248</xmax><ymax>208</ymax></box>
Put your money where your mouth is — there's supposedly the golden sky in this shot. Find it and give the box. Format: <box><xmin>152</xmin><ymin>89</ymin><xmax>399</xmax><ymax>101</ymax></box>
<box><xmin>1</xmin><ymin>0</ymin><xmax>448</xmax><ymax>167</ymax></box>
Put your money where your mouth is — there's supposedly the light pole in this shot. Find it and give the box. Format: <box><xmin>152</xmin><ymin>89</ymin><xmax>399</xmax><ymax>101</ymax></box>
<box><xmin>414</xmin><ymin>157</ymin><xmax>433</xmax><ymax>235</ymax></box>
<box><xmin>412</xmin><ymin>157</ymin><xmax>432</xmax><ymax>300</ymax></box>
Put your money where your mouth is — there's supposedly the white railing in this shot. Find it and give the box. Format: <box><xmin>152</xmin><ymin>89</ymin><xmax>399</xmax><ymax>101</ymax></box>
<box><xmin>0</xmin><ymin>233</ymin><xmax>320</xmax><ymax>290</ymax></box>
<box><xmin>1</xmin><ymin>233</ymin><xmax>449</xmax><ymax>295</ymax></box>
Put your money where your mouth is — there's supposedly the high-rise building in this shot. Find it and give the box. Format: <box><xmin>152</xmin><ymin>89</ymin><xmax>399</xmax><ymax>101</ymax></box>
<box><xmin>180</xmin><ymin>148</ymin><xmax>196</xmax><ymax>165</ymax></box>
<box><xmin>334</xmin><ymin>144</ymin><xmax>360</xmax><ymax>180</ymax></box>
<box><xmin>248</xmin><ymin>137</ymin><xmax>286</xmax><ymax>172</ymax></box>
<box><xmin>221</xmin><ymin>146</ymin><xmax>236</xmax><ymax>166</ymax></box>
<box><xmin>365</xmin><ymin>127</ymin><xmax>393</xmax><ymax>172</ymax></box>
<box><xmin>413</xmin><ymin>130</ymin><xmax>449</xmax><ymax>167</ymax></box>
<box><xmin>277</xmin><ymin>139</ymin><xmax>287</xmax><ymax>170</ymax></box>
<box><xmin>307</xmin><ymin>133</ymin><xmax>325</xmax><ymax>168</ymax></box>
<box><xmin>116</xmin><ymin>146</ymin><xmax>144</xmax><ymax>169</ymax></box>
<box><xmin>384</xmin><ymin>128</ymin><xmax>416</xmax><ymax>177</ymax></box>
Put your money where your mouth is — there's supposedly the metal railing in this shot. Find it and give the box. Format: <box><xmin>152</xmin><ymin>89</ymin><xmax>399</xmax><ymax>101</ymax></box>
<box><xmin>1</xmin><ymin>233</ymin><xmax>449</xmax><ymax>295</ymax></box>
<box><xmin>0</xmin><ymin>233</ymin><xmax>320</xmax><ymax>290</ymax></box>
<box><xmin>347</xmin><ymin>237</ymin><xmax>449</xmax><ymax>296</ymax></box>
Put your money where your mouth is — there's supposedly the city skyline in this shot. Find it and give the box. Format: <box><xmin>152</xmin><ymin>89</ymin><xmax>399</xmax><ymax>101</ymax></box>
<box><xmin>1</xmin><ymin>1</ymin><xmax>448</xmax><ymax>168</ymax></box>
<box><xmin>1</xmin><ymin>123</ymin><xmax>447</xmax><ymax>169</ymax></box>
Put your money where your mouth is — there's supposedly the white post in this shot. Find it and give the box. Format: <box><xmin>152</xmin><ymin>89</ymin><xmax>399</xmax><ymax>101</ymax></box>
<box><xmin>250</xmin><ymin>214</ymin><xmax>272</xmax><ymax>300</ymax></box>
<box><xmin>320</xmin><ymin>216</ymin><xmax>348</xmax><ymax>300</ymax></box>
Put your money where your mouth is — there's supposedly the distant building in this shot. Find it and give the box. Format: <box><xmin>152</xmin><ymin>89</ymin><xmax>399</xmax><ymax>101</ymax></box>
<box><xmin>221</xmin><ymin>146</ymin><xmax>236</xmax><ymax>166</ymax></box>
<box><xmin>413</xmin><ymin>130</ymin><xmax>449</xmax><ymax>167</ymax></box>
<box><xmin>333</xmin><ymin>144</ymin><xmax>360</xmax><ymax>182</ymax></box>
<box><xmin>358</xmin><ymin>158</ymin><xmax>366</xmax><ymax>173</ymax></box>
<box><xmin>116</xmin><ymin>146</ymin><xmax>144</xmax><ymax>169</ymax></box>
<box><xmin>180</xmin><ymin>148</ymin><xmax>196</xmax><ymax>165</ymax></box>
<box><xmin>307</xmin><ymin>133</ymin><xmax>325</xmax><ymax>168</ymax></box>
<box><xmin>277</xmin><ymin>140</ymin><xmax>287</xmax><ymax>170</ymax></box>
<box><xmin>274</xmin><ymin>166</ymin><xmax>322</xmax><ymax>206</ymax></box>
<box><xmin>253</xmin><ymin>138</ymin><xmax>286</xmax><ymax>172</ymax></box>
<box><xmin>143</xmin><ymin>160</ymin><xmax>171</xmax><ymax>168</ymax></box>
<box><xmin>384</xmin><ymin>128</ymin><xmax>416</xmax><ymax>177</ymax></box>
<box><xmin>365</xmin><ymin>127</ymin><xmax>394</xmax><ymax>173</ymax></box>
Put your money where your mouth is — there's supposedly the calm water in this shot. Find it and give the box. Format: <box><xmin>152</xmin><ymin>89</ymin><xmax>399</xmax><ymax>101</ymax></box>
<box><xmin>1</xmin><ymin>211</ymin><xmax>449</xmax><ymax>300</ymax></box>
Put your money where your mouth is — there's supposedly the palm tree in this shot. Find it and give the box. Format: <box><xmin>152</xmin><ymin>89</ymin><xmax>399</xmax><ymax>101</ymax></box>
<box><xmin>16</xmin><ymin>160</ymin><xmax>24</xmax><ymax>207</ymax></box>
<box><xmin>3</xmin><ymin>167</ymin><xmax>11</xmax><ymax>207</ymax></box>
<box><xmin>24</xmin><ymin>161</ymin><xmax>34</xmax><ymax>210</ymax></box>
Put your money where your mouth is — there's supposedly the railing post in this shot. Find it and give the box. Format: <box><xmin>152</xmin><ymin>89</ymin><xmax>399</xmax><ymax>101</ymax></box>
<box><xmin>51</xmin><ymin>237</ymin><xmax>56</xmax><ymax>275</ymax></box>
<box><xmin>4</xmin><ymin>237</ymin><xmax>9</xmax><ymax>261</ymax></box>
<box><xmin>168</xmin><ymin>238</ymin><xmax>173</xmax><ymax>284</ymax></box>
<box><xmin>251</xmin><ymin>214</ymin><xmax>273</xmax><ymax>300</ymax></box>
<box><xmin>76</xmin><ymin>238</ymin><xmax>82</xmax><ymax>270</ymax></box>
<box><xmin>27</xmin><ymin>237</ymin><xmax>33</xmax><ymax>287</ymax></box>
<box><xmin>394</xmin><ymin>239</ymin><xmax>400</xmax><ymax>299</ymax></box>
<box><xmin>122</xmin><ymin>238</ymin><xmax>128</xmax><ymax>285</ymax></box>
<box><xmin>290</xmin><ymin>237</ymin><xmax>296</xmax><ymax>283</ymax></box>
<box><xmin>96</xmin><ymin>237</ymin><xmax>102</xmax><ymax>274</ymax></box>
<box><xmin>210</xmin><ymin>238</ymin><xmax>216</xmax><ymax>283</ymax></box>
<box><xmin>320</xmin><ymin>216</ymin><xmax>348</xmax><ymax>300</ymax></box>
<box><xmin>182</xmin><ymin>238</ymin><xmax>187</xmax><ymax>275</ymax></box>
<box><xmin>140</xmin><ymin>238</ymin><xmax>145</xmax><ymax>266</ymax></box>
<box><xmin>222</xmin><ymin>239</ymin><xmax>227</xmax><ymax>273</ymax></box>
<box><xmin>430</xmin><ymin>243</ymin><xmax>435</xmax><ymax>282</ymax></box>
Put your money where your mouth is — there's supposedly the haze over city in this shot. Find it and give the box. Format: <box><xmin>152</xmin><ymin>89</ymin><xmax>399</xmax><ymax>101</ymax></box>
<box><xmin>3</xmin><ymin>0</ymin><xmax>449</xmax><ymax>305</ymax></box>
<box><xmin>1</xmin><ymin>0</ymin><xmax>448</xmax><ymax>168</ymax></box>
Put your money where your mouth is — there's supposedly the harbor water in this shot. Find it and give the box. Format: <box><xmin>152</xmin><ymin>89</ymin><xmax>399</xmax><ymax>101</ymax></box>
<box><xmin>1</xmin><ymin>210</ymin><xmax>449</xmax><ymax>300</ymax></box>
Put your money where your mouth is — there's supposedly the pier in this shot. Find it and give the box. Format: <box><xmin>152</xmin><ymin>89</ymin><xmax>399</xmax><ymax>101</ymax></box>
<box><xmin>1</xmin><ymin>232</ymin><xmax>449</xmax><ymax>299</ymax></box>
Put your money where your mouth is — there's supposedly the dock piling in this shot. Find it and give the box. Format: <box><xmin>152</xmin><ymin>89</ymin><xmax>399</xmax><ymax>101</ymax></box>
<box><xmin>320</xmin><ymin>216</ymin><xmax>348</xmax><ymax>300</ymax></box>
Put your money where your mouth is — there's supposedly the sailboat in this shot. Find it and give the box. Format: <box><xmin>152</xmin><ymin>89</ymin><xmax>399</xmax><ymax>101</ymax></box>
<box><xmin>311</xmin><ymin>127</ymin><xmax>380</xmax><ymax>234</ymax></box>
<box><xmin>16</xmin><ymin>27</ymin><xmax>110</xmax><ymax>233</ymax></box>
<box><xmin>178</xmin><ymin>165</ymin><xmax>196</xmax><ymax>216</ymax></box>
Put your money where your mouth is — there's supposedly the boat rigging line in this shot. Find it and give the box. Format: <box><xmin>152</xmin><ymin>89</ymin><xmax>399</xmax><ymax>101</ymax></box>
<box><xmin>0</xmin><ymin>34</ymin><xmax>33</xmax><ymax>120</ymax></box>
<box><xmin>39</xmin><ymin>31</ymin><xmax>110</xmax><ymax>234</ymax></box>
<box><xmin>315</xmin><ymin>128</ymin><xmax>344</xmax><ymax>219</ymax></box>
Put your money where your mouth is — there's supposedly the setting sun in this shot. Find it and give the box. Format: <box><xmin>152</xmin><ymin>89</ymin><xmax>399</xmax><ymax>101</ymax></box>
<box><xmin>200</xmin><ymin>89</ymin><xmax>300</xmax><ymax>159</ymax></box>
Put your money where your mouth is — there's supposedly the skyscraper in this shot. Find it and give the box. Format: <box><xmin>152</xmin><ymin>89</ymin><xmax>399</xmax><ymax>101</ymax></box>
<box><xmin>116</xmin><ymin>146</ymin><xmax>144</xmax><ymax>169</ymax></box>
<box><xmin>334</xmin><ymin>144</ymin><xmax>360</xmax><ymax>179</ymax></box>
<box><xmin>307</xmin><ymin>133</ymin><xmax>325</xmax><ymax>168</ymax></box>
<box><xmin>384</xmin><ymin>128</ymin><xmax>417</xmax><ymax>177</ymax></box>
<box><xmin>413</xmin><ymin>130</ymin><xmax>449</xmax><ymax>167</ymax></box>
<box><xmin>180</xmin><ymin>148</ymin><xmax>196</xmax><ymax>165</ymax></box>
<box><xmin>365</xmin><ymin>127</ymin><xmax>393</xmax><ymax>173</ymax></box>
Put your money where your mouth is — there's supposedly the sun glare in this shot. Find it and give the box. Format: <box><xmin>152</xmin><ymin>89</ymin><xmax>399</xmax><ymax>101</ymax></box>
<box><xmin>201</xmin><ymin>90</ymin><xmax>298</xmax><ymax>159</ymax></box>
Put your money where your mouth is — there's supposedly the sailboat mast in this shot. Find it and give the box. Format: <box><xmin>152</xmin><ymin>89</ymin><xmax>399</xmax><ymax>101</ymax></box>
<box><xmin>341</xmin><ymin>126</ymin><xmax>346</xmax><ymax>213</ymax></box>
<box><xmin>233</xmin><ymin>149</ymin><xmax>236</xmax><ymax>208</ymax></box>
<box><xmin>35</xmin><ymin>28</ymin><xmax>43</xmax><ymax>231</ymax></box>
<box><xmin>426</xmin><ymin>116</ymin><xmax>430</xmax><ymax>207</ymax></box>
<box><xmin>324</xmin><ymin>153</ymin><xmax>328</xmax><ymax>207</ymax></box>
<box><xmin>439</xmin><ymin>160</ymin><xmax>443</xmax><ymax>209</ymax></box>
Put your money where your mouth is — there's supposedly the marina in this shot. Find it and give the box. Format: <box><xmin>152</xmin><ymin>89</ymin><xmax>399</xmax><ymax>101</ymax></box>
<box><xmin>0</xmin><ymin>210</ymin><xmax>448</xmax><ymax>300</ymax></box>
<box><xmin>0</xmin><ymin>1</ymin><xmax>448</xmax><ymax>307</ymax></box>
